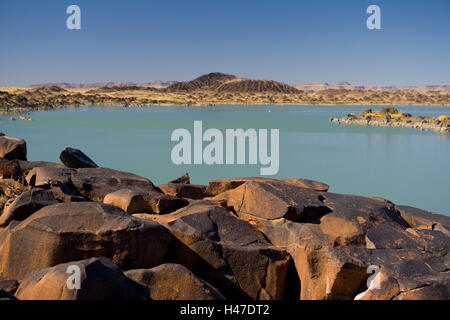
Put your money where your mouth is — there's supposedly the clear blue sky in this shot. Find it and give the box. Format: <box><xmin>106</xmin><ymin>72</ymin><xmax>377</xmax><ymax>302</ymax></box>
<box><xmin>0</xmin><ymin>0</ymin><xmax>449</xmax><ymax>86</ymax></box>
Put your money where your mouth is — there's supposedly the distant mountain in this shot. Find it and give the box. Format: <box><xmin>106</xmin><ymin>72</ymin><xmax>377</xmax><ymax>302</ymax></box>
<box><xmin>29</xmin><ymin>77</ymin><xmax>449</xmax><ymax>92</ymax></box>
<box><xmin>293</xmin><ymin>82</ymin><xmax>450</xmax><ymax>92</ymax></box>
<box><xmin>167</xmin><ymin>72</ymin><xmax>300</xmax><ymax>94</ymax></box>
<box><xmin>29</xmin><ymin>81</ymin><xmax>178</xmax><ymax>89</ymax></box>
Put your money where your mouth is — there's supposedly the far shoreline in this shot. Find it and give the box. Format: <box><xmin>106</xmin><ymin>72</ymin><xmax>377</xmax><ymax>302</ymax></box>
<box><xmin>2</xmin><ymin>102</ymin><xmax>450</xmax><ymax>116</ymax></box>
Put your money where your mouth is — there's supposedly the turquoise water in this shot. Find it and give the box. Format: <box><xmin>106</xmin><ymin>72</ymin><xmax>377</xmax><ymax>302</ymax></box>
<box><xmin>1</xmin><ymin>105</ymin><xmax>449</xmax><ymax>216</ymax></box>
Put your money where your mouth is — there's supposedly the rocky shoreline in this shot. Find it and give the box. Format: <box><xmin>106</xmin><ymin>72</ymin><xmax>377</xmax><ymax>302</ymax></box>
<box><xmin>330</xmin><ymin>107</ymin><xmax>450</xmax><ymax>133</ymax></box>
<box><xmin>0</xmin><ymin>135</ymin><xmax>449</xmax><ymax>300</ymax></box>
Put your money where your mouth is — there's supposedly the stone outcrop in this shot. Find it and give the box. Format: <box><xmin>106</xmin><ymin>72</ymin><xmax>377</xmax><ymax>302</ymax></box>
<box><xmin>103</xmin><ymin>188</ymin><xmax>188</xmax><ymax>214</ymax></box>
<box><xmin>71</xmin><ymin>167</ymin><xmax>159</xmax><ymax>202</ymax></box>
<box><xmin>211</xmin><ymin>180</ymin><xmax>330</xmax><ymax>221</ymax></box>
<box><xmin>206</xmin><ymin>177</ymin><xmax>329</xmax><ymax>196</ymax></box>
<box><xmin>0</xmin><ymin>136</ymin><xmax>27</xmax><ymax>161</ymax></box>
<box><xmin>0</xmin><ymin>136</ymin><xmax>448</xmax><ymax>300</ymax></box>
<box><xmin>15</xmin><ymin>257</ymin><xmax>149</xmax><ymax>300</ymax></box>
<box><xmin>125</xmin><ymin>263</ymin><xmax>225</xmax><ymax>300</ymax></box>
<box><xmin>134</xmin><ymin>201</ymin><xmax>292</xmax><ymax>300</ymax></box>
<box><xmin>60</xmin><ymin>147</ymin><xmax>98</xmax><ymax>168</ymax></box>
<box><xmin>158</xmin><ymin>183</ymin><xmax>207</xmax><ymax>199</ymax></box>
<box><xmin>0</xmin><ymin>202</ymin><xmax>171</xmax><ymax>280</ymax></box>
<box><xmin>0</xmin><ymin>188</ymin><xmax>57</xmax><ymax>227</ymax></box>
<box><xmin>330</xmin><ymin>108</ymin><xmax>450</xmax><ymax>133</ymax></box>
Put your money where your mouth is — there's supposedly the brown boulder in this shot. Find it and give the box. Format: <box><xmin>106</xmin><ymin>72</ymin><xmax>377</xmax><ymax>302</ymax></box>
<box><xmin>0</xmin><ymin>136</ymin><xmax>27</xmax><ymax>161</ymax></box>
<box><xmin>60</xmin><ymin>147</ymin><xmax>98</xmax><ymax>169</ymax></box>
<box><xmin>71</xmin><ymin>167</ymin><xmax>159</xmax><ymax>202</ymax></box>
<box><xmin>233</xmin><ymin>191</ymin><xmax>448</xmax><ymax>300</ymax></box>
<box><xmin>125</xmin><ymin>263</ymin><xmax>224</xmax><ymax>300</ymax></box>
<box><xmin>206</xmin><ymin>177</ymin><xmax>329</xmax><ymax>197</ymax></box>
<box><xmin>0</xmin><ymin>159</ymin><xmax>22</xmax><ymax>180</ymax></box>
<box><xmin>282</xmin><ymin>178</ymin><xmax>329</xmax><ymax>192</ymax></box>
<box><xmin>15</xmin><ymin>257</ymin><xmax>149</xmax><ymax>300</ymax></box>
<box><xmin>26</xmin><ymin>166</ymin><xmax>75</xmax><ymax>188</ymax></box>
<box><xmin>206</xmin><ymin>177</ymin><xmax>274</xmax><ymax>196</ymax></box>
<box><xmin>212</xmin><ymin>180</ymin><xmax>330</xmax><ymax>221</ymax></box>
<box><xmin>0</xmin><ymin>202</ymin><xmax>171</xmax><ymax>279</ymax></box>
<box><xmin>0</xmin><ymin>279</ymin><xmax>19</xmax><ymax>295</ymax></box>
<box><xmin>397</xmin><ymin>205</ymin><xmax>450</xmax><ymax>236</ymax></box>
<box><xmin>134</xmin><ymin>201</ymin><xmax>291</xmax><ymax>300</ymax></box>
<box><xmin>0</xmin><ymin>188</ymin><xmax>58</xmax><ymax>227</ymax></box>
<box><xmin>168</xmin><ymin>173</ymin><xmax>190</xmax><ymax>184</ymax></box>
<box><xmin>103</xmin><ymin>188</ymin><xmax>188</xmax><ymax>214</ymax></box>
<box><xmin>158</xmin><ymin>183</ymin><xmax>207</xmax><ymax>200</ymax></box>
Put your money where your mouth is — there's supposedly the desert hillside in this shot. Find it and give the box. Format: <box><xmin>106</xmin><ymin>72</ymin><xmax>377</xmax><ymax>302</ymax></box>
<box><xmin>1</xmin><ymin>72</ymin><xmax>449</xmax><ymax>114</ymax></box>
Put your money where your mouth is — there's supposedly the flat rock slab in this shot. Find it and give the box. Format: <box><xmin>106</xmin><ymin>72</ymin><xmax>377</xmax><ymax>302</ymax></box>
<box><xmin>104</xmin><ymin>188</ymin><xmax>188</xmax><ymax>214</ymax></box>
<box><xmin>125</xmin><ymin>263</ymin><xmax>225</xmax><ymax>300</ymax></box>
<box><xmin>206</xmin><ymin>177</ymin><xmax>329</xmax><ymax>197</ymax></box>
<box><xmin>0</xmin><ymin>201</ymin><xmax>171</xmax><ymax>280</ymax></box>
<box><xmin>0</xmin><ymin>136</ymin><xmax>27</xmax><ymax>161</ymax></box>
<box><xmin>60</xmin><ymin>147</ymin><xmax>98</xmax><ymax>169</ymax></box>
<box><xmin>15</xmin><ymin>257</ymin><xmax>148</xmax><ymax>300</ymax></box>
<box><xmin>212</xmin><ymin>180</ymin><xmax>330</xmax><ymax>221</ymax></box>
<box><xmin>135</xmin><ymin>201</ymin><xmax>291</xmax><ymax>300</ymax></box>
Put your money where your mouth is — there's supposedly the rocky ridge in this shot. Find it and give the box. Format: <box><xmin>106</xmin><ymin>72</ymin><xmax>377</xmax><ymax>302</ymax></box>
<box><xmin>330</xmin><ymin>107</ymin><xmax>450</xmax><ymax>133</ymax></box>
<box><xmin>0</xmin><ymin>136</ymin><xmax>449</xmax><ymax>300</ymax></box>
<box><xmin>1</xmin><ymin>73</ymin><xmax>450</xmax><ymax>114</ymax></box>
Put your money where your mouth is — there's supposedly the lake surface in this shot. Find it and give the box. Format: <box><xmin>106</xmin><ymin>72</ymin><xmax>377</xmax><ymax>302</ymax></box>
<box><xmin>1</xmin><ymin>105</ymin><xmax>449</xmax><ymax>216</ymax></box>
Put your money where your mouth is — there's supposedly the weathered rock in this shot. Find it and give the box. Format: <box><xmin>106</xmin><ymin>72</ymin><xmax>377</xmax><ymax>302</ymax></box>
<box><xmin>212</xmin><ymin>180</ymin><xmax>330</xmax><ymax>221</ymax></box>
<box><xmin>233</xmin><ymin>191</ymin><xmax>446</xmax><ymax>300</ymax></box>
<box><xmin>197</xmin><ymin>177</ymin><xmax>330</xmax><ymax>197</ymax></box>
<box><xmin>0</xmin><ymin>136</ymin><xmax>27</xmax><ymax>161</ymax></box>
<box><xmin>18</xmin><ymin>160</ymin><xmax>65</xmax><ymax>175</ymax></box>
<box><xmin>71</xmin><ymin>167</ymin><xmax>159</xmax><ymax>202</ymax></box>
<box><xmin>282</xmin><ymin>178</ymin><xmax>329</xmax><ymax>192</ymax></box>
<box><xmin>365</xmin><ymin>224</ymin><xmax>426</xmax><ymax>250</ymax></box>
<box><xmin>0</xmin><ymin>179</ymin><xmax>30</xmax><ymax>214</ymax></box>
<box><xmin>134</xmin><ymin>201</ymin><xmax>291</xmax><ymax>300</ymax></box>
<box><xmin>49</xmin><ymin>182</ymin><xmax>85</xmax><ymax>202</ymax></box>
<box><xmin>397</xmin><ymin>205</ymin><xmax>450</xmax><ymax>236</ymax></box>
<box><xmin>60</xmin><ymin>147</ymin><xmax>98</xmax><ymax>169</ymax></box>
<box><xmin>104</xmin><ymin>188</ymin><xmax>188</xmax><ymax>214</ymax></box>
<box><xmin>0</xmin><ymin>188</ymin><xmax>58</xmax><ymax>227</ymax></box>
<box><xmin>159</xmin><ymin>183</ymin><xmax>207</xmax><ymax>200</ymax></box>
<box><xmin>0</xmin><ymin>202</ymin><xmax>171</xmax><ymax>280</ymax></box>
<box><xmin>355</xmin><ymin>271</ymin><xmax>401</xmax><ymax>300</ymax></box>
<box><xmin>295</xmin><ymin>245</ymin><xmax>449</xmax><ymax>300</ymax></box>
<box><xmin>0</xmin><ymin>290</ymin><xmax>17</xmax><ymax>300</ymax></box>
<box><xmin>0</xmin><ymin>279</ymin><xmax>19</xmax><ymax>295</ymax></box>
<box><xmin>25</xmin><ymin>166</ymin><xmax>75</xmax><ymax>188</ymax></box>
<box><xmin>15</xmin><ymin>257</ymin><xmax>149</xmax><ymax>300</ymax></box>
<box><xmin>168</xmin><ymin>173</ymin><xmax>190</xmax><ymax>184</ymax></box>
<box><xmin>206</xmin><ymin>177</ymin><xmax>274</xmax><ymax>196</ymax></box>
<box><xmin>125</xmin><ymin>263</ymin><xmax>225</xmax><ymax>300</ymax></box>
<box><xmin>0</xmin><ymin>159</ymin><xmax>22</xmax><ymax>180</ymax></box>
